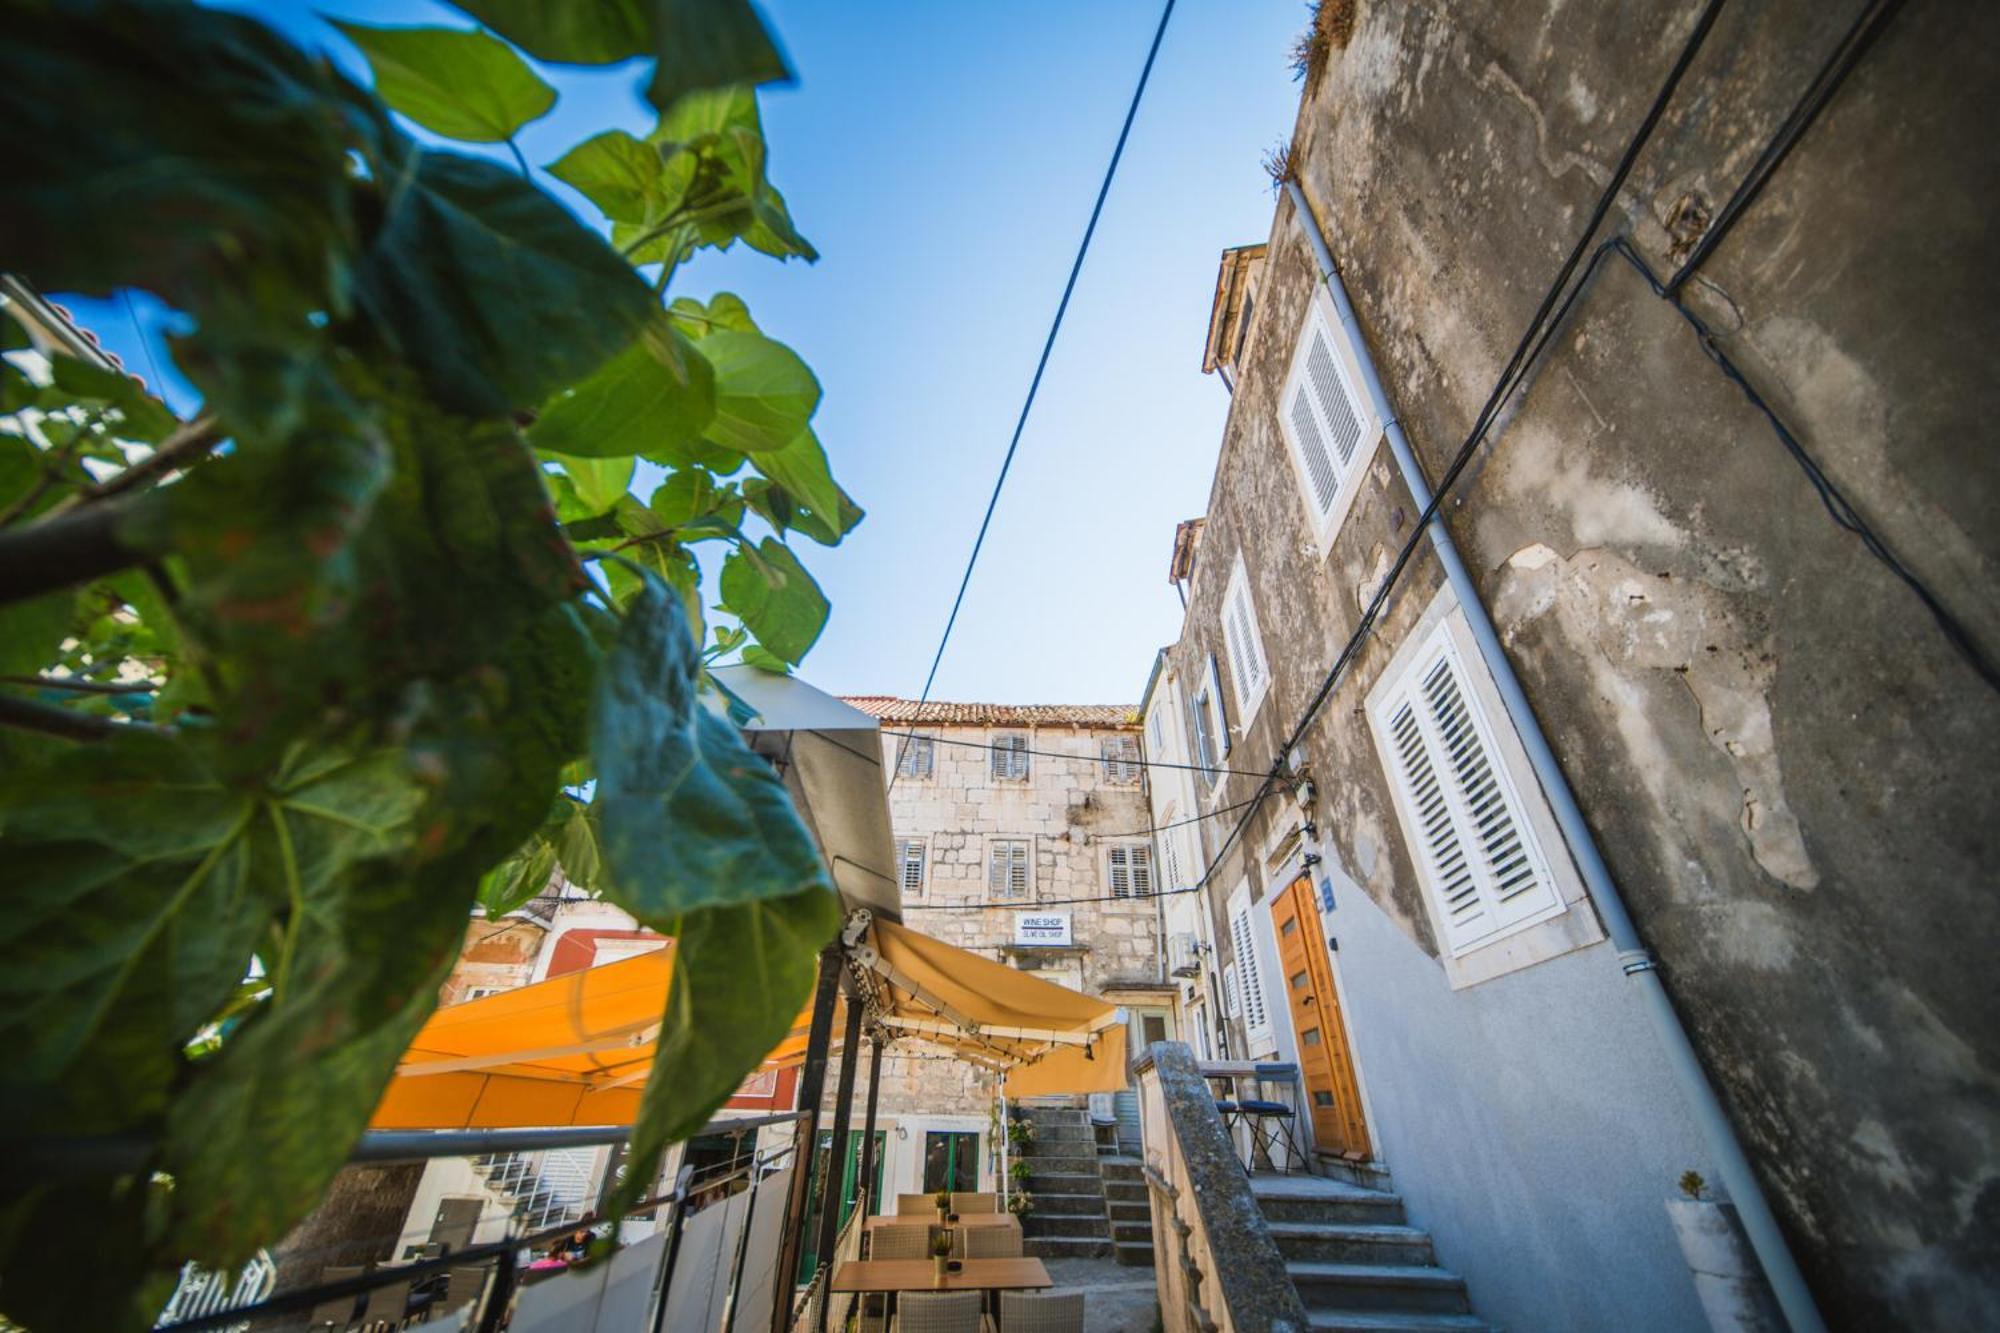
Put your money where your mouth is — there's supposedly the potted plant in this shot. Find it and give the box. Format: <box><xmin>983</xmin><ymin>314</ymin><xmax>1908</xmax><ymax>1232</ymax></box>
<box><xmin>1008</xmin><ymin>1158</ymin><xmax>1032</xmax><ymax>1187</ymax></box>
<box><xmin>929</xmin><ymin>1226</ymin><xmax>955</xmax><ymax>1287</ymax></box>
<box><xmin>1006</xmin><ymin>1118</ymin><xmax>1036</xmax><ymax>1148</ymax></box>
<box><xmin>1007</xmin><ymin>1190</ymin><xmax>1034</xmax><ymax>1216</ymax></box>
<box><xmin>934</xmin><ymin>1187</ymin><xmax>952</xmax><ymax>1225</ymax></box>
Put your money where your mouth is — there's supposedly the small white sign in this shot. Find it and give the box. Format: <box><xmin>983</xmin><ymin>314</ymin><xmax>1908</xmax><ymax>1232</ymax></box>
<box><xmin>1014</xmin><ymin>912</ymin><xmax>1072</xmax><ymax>947</ymax></box>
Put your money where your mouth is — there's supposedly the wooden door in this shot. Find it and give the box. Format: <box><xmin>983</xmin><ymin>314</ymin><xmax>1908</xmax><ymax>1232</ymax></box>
<box><xmin>1272</xmin><ymin>875</ymin><xmax>1370</xmax><ymax>1159</ymax></box>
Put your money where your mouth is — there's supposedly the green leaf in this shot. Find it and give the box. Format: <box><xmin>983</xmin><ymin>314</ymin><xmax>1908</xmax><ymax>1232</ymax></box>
<box><xmin>0</xmin><ymin>2</ymin><xmax>361</xmax><ymax>314</ymax></box>
<box><xmin>647</xmin><ymin>468</ymin><xmax>741</xmax><ymax>530</ymax></box>
<box><xmin>697</xmin><ymin>329</ymin><xmax>819</xmax><ymax>454</ymax></box>
<box><xmin>548</xmin><ymin>130</ymin><xmax>695</xmax><ymax>225</ymax></box>
<box><xmin>749</xmin><ymin>429</ymin><xmax>863</xmax><ymax>546</ymax></box>
<box><xmin>332</xmin><ymin>20</ymin><xmax>557</xmax><ymax>144</ymax></box>
<box><xmin>444</xmin><ymin>0</ymin><xmax>649</xmax><ymax>63</ymax></box>
<box><xmin>670</xmin><ymin>292</ymin><xmax>759</xmax><ymax>335</ymax></box>
<box><xmin>49</xmin><ymin>357</ymin><xmax>177</xmax><ymax>445</ymax></box>
<box><xmin>356</xmin><ymin>147</ymin><xmax>652</xmax><ymax>416</ymax></box>
<box><xmin>591</xmin><ymin>570</ymin><xmax>831</xmax><ymax>918</ymax></box>
<box><xmin>479</xmin><ymin>831</ymin><xmax>558</xmax><ymax>916</ymax></box>
<box><xmin>740</xmin><ymin>644</ymin><xmax>790</xmax><ymax>674</ymax></box>
<box><xmin>545</xmin><ymin>452</ymin><xmax>634</xmax><ymax>514</ymax></box>
<box><xmin>719</xmin><ymin>537</ymin><xmax>827</xmax><ymax>665</ymax></box>
<box><xmin>555</xmin><ymin>798</ymin><xmax>604</xmax><ymax>891</ymax></box>
<box><xmin>643</xmin><ymin>0</ymin><xmax>792</xmax><ymax>115</ymax></box>
<box><xmin>530</xmin><ymin>320</ymin><xmax>715</xmax><ymax>461</ymax></box>
<box><xmin>0</xmin><ymin>591</ymin><xmax>76</xmax><ymax>680</ymax></box>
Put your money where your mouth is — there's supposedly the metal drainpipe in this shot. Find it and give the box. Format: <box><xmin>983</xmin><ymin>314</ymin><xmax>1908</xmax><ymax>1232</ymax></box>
<box><xmin>1283</xmin><ymin>180</ymin><xmax>1824</xmax><ymax>1333</ymax></box>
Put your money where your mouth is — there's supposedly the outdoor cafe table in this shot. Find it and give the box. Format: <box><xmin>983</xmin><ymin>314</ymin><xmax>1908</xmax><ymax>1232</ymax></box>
<box><xmin>830</xmin><ymin>1257</ymin><xmax>1052</xmax><ymax>1295</ymax></box>
<box><xmin>862</xmin><ymin>1213</ymin><xmax>1020</xmax><ymax>1232</ymax></box>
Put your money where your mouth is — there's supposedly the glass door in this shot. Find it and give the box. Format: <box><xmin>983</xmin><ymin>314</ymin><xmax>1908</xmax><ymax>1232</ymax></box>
<box><xmin>920</xmin><ymin>1131</ymin><xmax>981</xmax><ymax>1193</ymax></box>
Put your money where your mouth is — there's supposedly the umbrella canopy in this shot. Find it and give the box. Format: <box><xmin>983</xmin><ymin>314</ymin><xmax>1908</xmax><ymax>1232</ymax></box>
<box><xmin>370</xmin><ymin>915</ymin><xmax>1125</xmax><ymax>1129</ymax></box>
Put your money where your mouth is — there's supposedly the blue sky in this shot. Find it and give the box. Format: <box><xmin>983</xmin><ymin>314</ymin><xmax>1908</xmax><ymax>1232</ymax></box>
<box><xmin>61</xmin><ymin>0</ymin><xmax>1308</xmax><ymax>705</ymax></box>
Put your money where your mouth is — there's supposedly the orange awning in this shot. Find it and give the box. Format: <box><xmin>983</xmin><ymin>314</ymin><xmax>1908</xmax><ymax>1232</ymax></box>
<box><xmin>371</xmin><ymin>914</ymin><xmax>1126</xmax><ymax>1130</ymax></box>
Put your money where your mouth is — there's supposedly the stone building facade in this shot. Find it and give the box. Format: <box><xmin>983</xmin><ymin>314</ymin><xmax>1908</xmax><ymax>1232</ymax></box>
<box><xmin>843</xmin><ymin>698</ymin><xmax>1175</xmax><ymax>1117</ymax></box>
<box><xmin>1140</xmin><ymin>2</ymin><xmax>1997</xmax><ymax>1330</ymax></box>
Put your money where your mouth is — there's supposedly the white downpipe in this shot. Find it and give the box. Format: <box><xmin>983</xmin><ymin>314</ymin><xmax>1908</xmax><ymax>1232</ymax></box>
<box><xmin>1282</xmin><ymin>179</ymin><xmax>1824</xmax><ymax>1333</ymax></box>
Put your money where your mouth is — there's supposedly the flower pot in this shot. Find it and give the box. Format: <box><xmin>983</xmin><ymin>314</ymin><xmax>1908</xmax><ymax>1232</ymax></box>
<box><xmin>933</xmin><ymin>1255</ymin><xmax>947</xmax><ymax>1287</ymax></box>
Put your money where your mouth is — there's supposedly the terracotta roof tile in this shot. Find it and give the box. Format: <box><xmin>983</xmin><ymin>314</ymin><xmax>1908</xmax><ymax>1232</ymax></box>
<box><xmin>841</xmin><ymin>697</ymin><xmax>1138</xmax><ymax>728</ymax></box>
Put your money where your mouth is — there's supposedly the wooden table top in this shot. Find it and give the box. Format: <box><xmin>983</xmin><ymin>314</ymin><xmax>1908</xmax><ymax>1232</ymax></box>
<box><xmin>830</xmin><ymin>1257</ymin><xmax>1052</xmax><ymax>1294</ymax></box>
<box><xmin>864</xmin><ymin>1212</ymin><xmax>1019</xmax><ymax>1230</ymax></box>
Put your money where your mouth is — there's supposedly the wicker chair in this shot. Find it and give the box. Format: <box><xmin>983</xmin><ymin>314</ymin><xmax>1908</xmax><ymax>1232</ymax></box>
<box><xmin>950</xmin><ymin>1192</ymin><xmax>998</xmax><ymax>1214</ymax></box>
<box><xmin>870</xmin><ymin>1223</ymin><xmax>931</xmax><ymax>1259</ymax></box>
<box><xmin>998</xmin><ymin>1290</ymin><xmax>1084</xmax><ymax>1333</ymax></box>
<box><xmin>890</xmin><ymin>1290</ymin><xmax>988</xmax><ymax>1333</ymax></box>
<box><xmin>897</xmin><ymin>1193</ymin><xmax>940</xmax><ymax>1216</ymax></box>
<box><xmin>963</xmin><ymin>1224</ymin><xmax>1022</xmax><ymax>1259</ymax></box>
<box><xmin>308</xmin><ymin>1265</ymin><xmax>364</xmax><ymax>1331</ymax></box>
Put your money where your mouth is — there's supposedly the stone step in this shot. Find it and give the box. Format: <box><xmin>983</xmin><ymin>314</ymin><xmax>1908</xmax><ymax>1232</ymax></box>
<box><xmin>1269</xmin><ymin>1222</ymin><xmax>1435</xmax><ymax>1267</ymax></box>
<box><xmin>1114</xmin><ymin>1240</ymin><xmax>1156</xmax><ymax>1268</ymax></box>
<box><xmin>1103</xmin><ymin>1181</ymin><xmax>1146</xmax><ymax>1205</ymax></box>
<box><xmin>1019</xmin><ymin>1123</ymin><xmax>1097</xmax><ymax>1145</ymax></box>
<box><xmin>1098</xmin><ymin>1157</ymin><xmax>1143</xmax><ymax>1182</ymax></box>
<box><xmin>1304</xmin><ymin>1313</ymin><xmax>1491</xmax><ymax>1332</ymax></box>
<box><xmin>1106</xmin><ymin>1201</ymin><xmax>1150</xmax><ymax>1224</ymax></box>
<box><xmin>1020</xmin><ymin>1107</ymin><xmax>1090</xmax><ymax>1126</ymax></box>
<box><xmin>1110</xmin><ymin>1220</ymin><xmax>1152</xmax><ymax>1245</ymax></box>
<box><xmin>1028</xmin><ymin>1192</ymin><xmax>1107</xmax><ymax>1218</ymax></box>
<box><xmin>1253</xmin><ymin>1181</ymin><xmax>1407</xmax><ymax>1227</ymax></box>
<box><xmin>1026</xmin><ymin>1172</ymin><xmax>1102</xmax><ymax>1196</ymax></box>
<box><xmin>1017</xmin><ymin>1146</ymin><xmax>1101</xmax><ymax>1168</ymax></box>
<box><xmin>1021</xmin><ymin>1214</ymin><xmax>1108</xmax><ymax>1239</ymax></box>
<box><xmin>1288</xmin><ymin>1263</ymin><xmax>1470</xmax><ymax>1316</ymax></box>
<box><xmin>1024</xmin><ymin>1235</ymin><xmax>1113</xmax><ymax>1261</ymax></box>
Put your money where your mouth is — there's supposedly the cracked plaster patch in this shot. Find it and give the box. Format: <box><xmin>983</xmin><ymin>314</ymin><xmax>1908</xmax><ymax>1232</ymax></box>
<box><xmin>1496</xmin><ymin>542</ymin><xmax>1819</xmax><ymax>890</ymax></box>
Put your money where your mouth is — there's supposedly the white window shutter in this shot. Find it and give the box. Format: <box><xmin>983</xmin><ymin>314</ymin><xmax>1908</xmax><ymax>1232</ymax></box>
<box><xmin>1282</xmin><ymin>305</ymin><xmax>1375</xmax><ymax>535</ymax></box>
<box><xmin>1205</xmin><ymin>655</ymin><xmax>1231</xmax><ymax>756</ymax></box>
<box><xmin>1108</xmin><ymin>847</ymin><xmax>1131</xmax><ymax>898</ymax></box>
<box><xmin>1377</xmin><ymin>630</ymin><xmax>1560</xmax><ymax>955</ymax></box>
<box><xmin>897</xmin><ymin>839</ymin><xmax>926</xmax><ymax>896</ymax></box>
<box><xmin>1230</xmin><ymin>906</ymin><xmax>1269</xmax><ymax>1038</ymax></box>
<box><xmin>1130</xmin><ymin>845</ymin><xmax>1153</xmax><ymax>896</ymax></box>
<box><xmin>1223</xmin><ymin>963</ymin><xmax>1241</xmax><ymax>1019</ymax></box>
<box><xmin>988</xmin><ymin>842</ymin><xmax>1007</xmax><ymax>897</ymax></box>
<box><xmin>1010</xmin><ymin>842</ymin><xmax>1029</xmax><ymax>898</ymax></box>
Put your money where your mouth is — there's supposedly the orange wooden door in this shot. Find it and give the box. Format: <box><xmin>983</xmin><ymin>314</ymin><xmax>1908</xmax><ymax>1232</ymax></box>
<box><xmin>1272</xmin><ymin>875</ymin><xmax>1370</xmax><ymax>1159</ymax></box>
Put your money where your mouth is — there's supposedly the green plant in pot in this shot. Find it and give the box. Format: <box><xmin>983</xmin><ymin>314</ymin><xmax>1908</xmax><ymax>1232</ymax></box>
<box><xmin>934</xmin><ymin>1186</ymin><xmax>953</xmax><ymax>1223</ymax></box>
<box><xmin>930</xmin><ymin>1225</ymin><xmax>955</xmax><ymax>1286</ymax></box>
<box><xmin>1007</xmin><ymin>1190</ymin><xmax>1034</xmax><ymax>1216</ymax></box>
<box><xmin>1007</xmin><ymin>1118</ymin><xmax>1036</xmax><ymax>1147</ymax></box>
<box><xmin>1008</xmin><ymin>1157</ymin><xmax>1032</xmax><ymax>1184</ymax></box>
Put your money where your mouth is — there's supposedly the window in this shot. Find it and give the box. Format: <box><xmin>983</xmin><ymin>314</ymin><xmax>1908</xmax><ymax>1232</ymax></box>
<box><xmin>1280</xmin><ymin>297</ymin><xmax>1381</xmax><ymax>553</ymax></box>
<box><xmin>1107</xmin><ymin>844</ymin><xmax>1153</xmax><ymax>898</ymax></box>
<box><xmin>1101</xmin><ymin>735</ymin><xmax>1141</xmax><ymax>784</ymax></box>
<box><xmin>991</xmin><ymin>733</ymin><xmax>1030</xmax><ymax>781</ymax></box>
<box><xmin>1228</xmin><ymin>885</ymin><xmax>1271</xmax><ymax>1044</ymax></box>
<box><xmin>895</xmin><ymin>732</ymin><xmax>934</xmax><ymax>780</ymax></box>
<box><xmin>1159</xmin><ymin>818</ymin><xmax>1186</xmax><ymax>891</ymax></box>
<box><xmin>896</xmin><ymin>838</ymin><xmax>926</xmax><ymax>896</ymax></box>
<box><xmin>1368</xmin><ymin>614</ymin><xmax>1562</xmax><ymax>957</ymax></box>
<box><xmin>1222</xmin><ymin>963</ymin><xmax>1240</xmax><ymax>1019</ymax></box>
<box><xmin>988</xmin><ymin>838</ymin><xmax>1031</xmax><ymax>900</ymax></box>
<box><xmin>1148</xmin><ymin>705</ymin><xmax>1167</xmax><ymax>752</ymax></box>
<box><xmin>1188</xmin><ymin>656</ymin><xmax>1228</xmax><ymax>789</ymax></box>
<box><xmin>1221</xmin><ymin>557</ymin><xmax>1270</xmax><ymax>722</ymax></box>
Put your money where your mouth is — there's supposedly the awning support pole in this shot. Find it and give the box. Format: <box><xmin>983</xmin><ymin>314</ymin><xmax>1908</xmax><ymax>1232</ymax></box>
<box><xmin>814</xmin><ymin>986</ymin><xmax>867</xmax><ymax>1333</ymax></box>
<box><xmin>857</xmin><ymin>1036</ymin><xmax>885</xmax><ymax>1221</ymax></box>
<box><xmin>772</xmin><ymin>942</ymin><xmax>844</xmax><ymax>1333</ymax></box>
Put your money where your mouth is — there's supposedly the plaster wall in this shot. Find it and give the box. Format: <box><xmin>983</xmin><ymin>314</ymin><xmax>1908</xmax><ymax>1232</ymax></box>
<box><xmin>1152</xmin><ymin>0</ymin><xmax>1998</xmax><ymax>1324</ymax></box>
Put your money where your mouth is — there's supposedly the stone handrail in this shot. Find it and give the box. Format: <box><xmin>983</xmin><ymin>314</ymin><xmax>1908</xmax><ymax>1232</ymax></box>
<box><xmin>1134</xmin><ymin>1041</ymin><xmax>1308</xmax><ymax>1333</ymax></box>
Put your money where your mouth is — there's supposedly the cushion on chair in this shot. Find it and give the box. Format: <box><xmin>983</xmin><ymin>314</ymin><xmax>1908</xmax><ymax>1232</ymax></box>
<box><xmin>1237</xmin><ymin>1100</ymin><xmax>1293</xmax><ymax>1115</ymax></box>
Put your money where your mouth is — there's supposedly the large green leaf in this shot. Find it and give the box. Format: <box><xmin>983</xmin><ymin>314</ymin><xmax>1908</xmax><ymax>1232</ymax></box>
<box><xmin>697</xmin><ymin>329</ymin><xmax>819</xmax><ymax>454</ymax></box>
<box><xmin>548</xmin><ymin>130</ymin><xmax>697</xmax><ymax>226</ymax></box>
<box><xmin>333</xmin><ymin>20</ymin><xmax>556</xmax><ymax>144</ymax></box>
<box><xmin>545</xmin><ymin>451</ymin><xmax>635</xmax><ymax>514</ymax></box>
<box><xmin>530</xmin><ymin>320</ymin><xmax>715</xmax><ymax>461</ymax></box>
<box><xmin>608</xmin><ymin>886</ymin><xmax>840</xmax><ymax>1217</ymax></box>
<box><xmin>48</xmin><ymin>357</ymin><xmax>177</xmax><ymax>445</ymax></box>
<box><xmin>643</xmin><ymin>0</ymin><xmax>791</xmax><ymax>115</ymax></box>
<box><xmin>0</xmin><ymin>1</ymin><xmax>359</xmax><ymax>313</ymax></box>
<box><xmin>591</xmin><ymin>571</ymin><xmax>830</xmax><ymax>918</ymax></box>
<box><xmin>750</xmin><ymin>429</ymin><xmax>864</xmax><ymax>546</ymax></box>
<box><xmin>719</xmin><ymin>537</ymin><xmax>828</xmax><ymax>665</ymax></box>
<box><xmin>356</xmin><ymin>147</ymin><xmax>653</xmax><ymax>416</ymax></box>
<box><xmin>444</xmin><ymin>0</ymin><xmax>649</xmax><ymax>63</ymax></box>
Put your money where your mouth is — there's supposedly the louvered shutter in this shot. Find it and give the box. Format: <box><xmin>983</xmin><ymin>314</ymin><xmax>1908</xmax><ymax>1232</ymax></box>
<box><xmin>1205</xmin><ymin>655</ymin><xmax>1231</xmax><ymax>756</ymax></box>
<box><xmin>992</xmin><ymin>734</ymin><xmax>1029</xmax><ymax>781</ymax></box>
<box><xmin>1284</xmin><ymin>307</ymin><xmax>1370</xmax><ymax>524</ymax></box>
<box><xmin>1223</xmin><ymin>963</ymin><xmax>1241</xmax><ymax>1019</ymax></box>
<box><xmin>897</xmin><ymin>734</ymin><xmax>933</xmax><ymax>779</ymax></box>
<box><xmin>1377</xmin><ymin>629</ymin><xmax>1560</xmax><ymax>955</ymax></box>
<box><xmin>1223</xmin><ymin>576</ymin><xmax>1268</xmax><ymax>711</ymax></box>
<box><xmin>1230</xmin><ymin>907</ymin><xmax>1269</xmax><ymax>1038</ymax></box>
<box><xmin>1108</xmin><ymin>847</ymin><xmax>1131</xmax><ymax>898</ymax></box>
<box><xmin>1009</xmin><ymin>842</ymin><xmax>1029</xmax><ymax>898</ymax></box>
<box><xmin>897</xmin><ymin>839</ymin><xmax>925</xmax><ymax>896</ymax></box>
<box><xmin>1130</xmin><ymin>845</ymin><xmax>1153</xmax><ymax>896</ymax></box>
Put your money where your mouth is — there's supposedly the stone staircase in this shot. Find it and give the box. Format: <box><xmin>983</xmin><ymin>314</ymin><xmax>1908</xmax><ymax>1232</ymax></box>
<box><xmin>1254</xmin><ymin>1175</ymin><xmax>1490</xmax><ymax>1332</ymax></box>
<box><xmin>1015</xmin><ymin>1107</ymin><xmax>1111</xmax><ymax>1260</ymax></box>
<box><xmin>1096</xmin><ymin>1119</ymin><xmax>1154</xmax><ymax>1268</ymax></box>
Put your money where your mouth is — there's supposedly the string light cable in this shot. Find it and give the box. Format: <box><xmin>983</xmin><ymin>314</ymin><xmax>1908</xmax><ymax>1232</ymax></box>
<box><xmin>881</xmin><ymin>727</ymin><xmax>1265</xmax><ymax>780</ymax></box>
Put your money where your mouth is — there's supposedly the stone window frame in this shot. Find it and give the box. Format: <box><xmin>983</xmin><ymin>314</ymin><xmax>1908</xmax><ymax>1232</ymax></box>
<box><xmin>1100</xmin><ymin>734</ymin><xmax>1142</xmax><ymax>785</ymax></box>
<box><xmin>1105</xmin><ymin>842</ymin><xmax>1154</xmax><ymax>898</ymax></box>
<box><xmin>895</xmin><ymin>836</ymin><xmax>927</xmax><ymax>897</ymax></box>
<box><xmin>894</xmin><ymin>731</ymin><xmax>935</xmax><ymax>781</ymax></box>
<box><xmin>990</xmin><ymin>732</ymin><xmax>1031</xmax><ymax>782</ymax></box>
<box><xmin>986</xmin><ymin>836</ymin><xmax>1033</xmax><ymax>902</ymax></box>
<box><xmin>1277</xmin><ymin>286</ymin><xmax>1384</xmax><ymax>560</ymax></box>
<box><xmin>1363</xmin><ymin>583</ymin><xmax>1602</xmax><ymax>989</ymax></box>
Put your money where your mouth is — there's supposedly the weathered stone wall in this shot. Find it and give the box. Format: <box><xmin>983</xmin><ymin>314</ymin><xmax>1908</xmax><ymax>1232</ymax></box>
<box><xmin>1162</xmin><ymin>1</ymin><xmax>1998</xmax><ymax>1326</ymax></box>
<box><xmin>872</xmin><ymin>720</ymin><xmax>1161</xmax><ymax>1116</ymax></box>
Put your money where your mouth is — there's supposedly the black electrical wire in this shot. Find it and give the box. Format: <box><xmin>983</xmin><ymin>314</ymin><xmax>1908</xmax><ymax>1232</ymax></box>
<box><xmin>903</xmin><ymin>883</ymin><xmax>1205</xmax><ymax>911</ymax></box>
<box><xmin>904</xmin><ymin>0</ymin><xmax>1177</xmax><ymax>736</ymax></box>
<box><xmin>1665</xmin><ymin>0</ymin><xmax>1906</xmax><ymax>295</ymax></box>
<box><xmin>1085</xmin><ymin>795</ymin><xmax>1265</xmax><ymax>841</ymax></box>
<box><xmin>882</xmin><ymin>727</ymin><xmax>1265</xmax><ymax>779</ymax></box>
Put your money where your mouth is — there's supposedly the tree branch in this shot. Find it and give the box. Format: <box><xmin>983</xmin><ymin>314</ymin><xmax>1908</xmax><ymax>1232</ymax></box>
<box><xmin>73</xmin><ymin>412</ymin><xmax>223</xmax><ymax>504</ymax></box>
<box><xmin>0</xmin><ymin>691</ymin><xmax>155</xmax><ymax>741</ymax></box>
<box><xmin>0</xmin><ymin>673</ymin><xmax>157</xmax><ymax>695</ymax></box>
<box><xmin>0</xmin><ymin>497</ymin><xmax>152</xmax><ymax>608</ymax></box>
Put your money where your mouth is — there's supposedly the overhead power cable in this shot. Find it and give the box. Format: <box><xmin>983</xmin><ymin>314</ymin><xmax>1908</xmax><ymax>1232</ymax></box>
<box><xmin>901</xmin><ymin>0</ymin><xmax>1177</xmax><ymax>745</ymax></box>
<box><xmin>882</xmin><ymin>727</ymin><xmax>1264</xmax><ymax>779</ymax></box>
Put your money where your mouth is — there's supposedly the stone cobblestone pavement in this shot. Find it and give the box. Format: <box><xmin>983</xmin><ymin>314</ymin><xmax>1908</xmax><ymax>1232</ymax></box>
<box><xmin>1040</xmin><ymin>1257</ymin><xmax>1159</xmax><ymax>1333</ymax></box>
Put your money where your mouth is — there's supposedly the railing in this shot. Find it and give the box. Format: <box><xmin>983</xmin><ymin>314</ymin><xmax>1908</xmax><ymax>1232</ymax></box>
<box><xmin>148</xmin><ymin>1113</ymin><xmax>801</xmax><ymax>1333</ymax></box>
<box><xmin>153</xmin><ymin>1251</ymin><xmax>275</xmax><ymax>1330</ymax></box>
<box><xmin>788</xmin><ymin>1200</ymin><xmax>864</xmax><ymax>1333</ymax></box>
<box><xmin>1135</xmin><ymin>1042</ymin><xmax>1308</xmax><ymax>1333</ymax></box>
